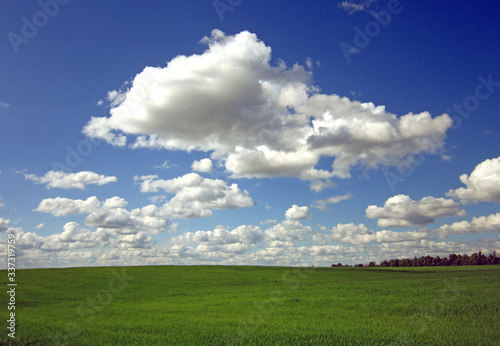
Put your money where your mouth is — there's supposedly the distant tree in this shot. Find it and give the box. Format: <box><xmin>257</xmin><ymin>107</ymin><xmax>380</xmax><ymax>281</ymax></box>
<box><xmin>355</xmin><ymin>264</ymin><xmax>364</xmax><ymax>268</ymax></box>
<box><xmin>435</xmin><ymin>256</ymin><xmax>442</xmax><ymax>266</ymax></box>
<box><xmin>368</xmin><ymin>262</ymin><xmax>376</xmax><ymax>267</ymax></box>
<box><xmin>379</xmin><ymin>260</ymin><xmax>389</xmax><ymax>267</ymax></box>
<box><xmin>488</xmin><ymin>251</ymin><xmax>499</xmax><ymax>265</ymax></box>
<box><xmin>449</xmin><ymin>253</ymin><xmax>458</xmax><ymax>266</ymax></box>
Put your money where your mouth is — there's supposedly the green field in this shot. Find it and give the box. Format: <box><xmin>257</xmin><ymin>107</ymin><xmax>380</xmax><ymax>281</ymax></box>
<box><xmin>2</xmin><ymin>265</ymin><xmax>499</xmax><ymax>345</ymax></box>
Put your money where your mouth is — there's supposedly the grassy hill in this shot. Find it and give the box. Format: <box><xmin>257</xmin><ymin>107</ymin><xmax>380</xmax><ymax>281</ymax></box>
<box><xmin>2</xmin><ymin>265</ymin><xmax>499</xmax><ymax>345</ymax></box>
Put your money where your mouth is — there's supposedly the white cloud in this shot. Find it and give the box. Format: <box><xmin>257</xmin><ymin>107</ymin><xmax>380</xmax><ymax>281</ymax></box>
<box><xmin>311</xmin><ymin>193</ymin><xmax>352</xmax><ymax>210</ymax></box>
<box><xmin>34</xmin><ymin>196</ymin><xmax>168</xmax><ymax>234</ymax></box>
<box><xmin>134</xmin><ymin>173</ymin><xmax>255</xmax><ymax>218</ymax></box>
<box><xmin>170</xmin><ymin>225</ymin><xmax>263</xmax><ymax>251</ymax></box>
<box><xmin>285</xmin><ymin>205</ymin><xmax>312</xmax><ymax>220</ymax></box>
<box><xmin>437</xmin><ymin>213</ymin><xmax>500</xmax><ymax>238</ymax></box>
<box><xmin>313</xmin><ymin>223</ymin><xmax>431</xmax><ymax>245</ymax></box>
<box><xmin>338</xmin><ymin>0</ymin><xmax>379</xmax><ymax>14</ymax></box>
<box><xmin>154</xmin><ymin>160</ymin><xmax>180</xmax><ymax>170</ymax></box>
<box><xmin>85</xmin><ymin>204</ymin><xmax>167</xmax><ymax>235</ymax></box>
<box><xmin>260</xmin><ymin>219</ymin><xmax>277</xmax><ymax>225</ymax></box>
<box><xmin>24</xmin><ymin>170</ymin><xmax>117</xmax><ymax>190</ymax></box>
<box><xmin>83</xmin><ymin>30</ymin><xmax>452</xmax><ymax>181</ymax></box>
<box><xmin>264</xmin><ymin>220</ymin><xmax>314</xmax><ymax>247</ymax></box>
<box><xmin>366</xmin><ymin>194</ymin><xmax>465</xmax><ymax>227</ymax></box>
<box><xmin>6</xmin><ymin>217</ymin><xmax>499</xmax><ymax>269</ymax></box>
<box><xmin>192</xmin><ymin>158</ymin><xmax>213</xmax><ymax>173</ymax></box>
<box><xmin>0</xmin><ymin>101</ymin><xmax>10</xmax><ymax>108</ymax></box>
<box><xmin>102</xmin><ymin>196</ymin><xmax>128</xmax><ymax>209</ymax></box>
<box><xmin>12</xmin><ymin>222</ymin><xmax>154</xmax><ymax>253</ymax></box>
<box><xmin>34</xmin><ymin>196</ymin><xmax>101</xmax><ymax>217</ymax></box>
<box><xmin>35</xmin><ymin>223</ymin><xmax>44</xmax><ymax>230</ymax></box>
<box><xmin>0</xmin><ymin>218</ymin><xmax>10</xmax><ymax>233</ymax></box>
<box><xmin>446</xmin><ymin>157</ymin><xmax>500</xmax><ymax>204</ymax></box>
<box><xmin>309</xmin><ymin>179</ymin><xmax>336</xmax><ymax>192</ymax></box>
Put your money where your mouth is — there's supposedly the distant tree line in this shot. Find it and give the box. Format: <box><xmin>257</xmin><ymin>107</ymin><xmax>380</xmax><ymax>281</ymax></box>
<box><xmin>331</xmin><ymin>252</ymin><xmax>500</xmax><ymax>268</ymax></box>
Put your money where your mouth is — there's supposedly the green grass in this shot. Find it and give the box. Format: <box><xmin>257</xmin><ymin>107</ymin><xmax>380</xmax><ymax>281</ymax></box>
<box><xmin>2</xmin><ymin>265</ymin><xmax>499</xmax><ymax>345</ymax></box>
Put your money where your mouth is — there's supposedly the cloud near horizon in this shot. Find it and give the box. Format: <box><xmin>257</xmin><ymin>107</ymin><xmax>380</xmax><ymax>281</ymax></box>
<box><xmin>83</xmin><ymin>29</ymin><xmax>452</xmax><ymax>186</ymax></box>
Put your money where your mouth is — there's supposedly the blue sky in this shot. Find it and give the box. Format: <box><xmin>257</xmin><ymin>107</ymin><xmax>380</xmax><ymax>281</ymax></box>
<box><xmin>1</xmin><ymin>0</ymin><xmax>499</xmax><ymax>268</ymax></box>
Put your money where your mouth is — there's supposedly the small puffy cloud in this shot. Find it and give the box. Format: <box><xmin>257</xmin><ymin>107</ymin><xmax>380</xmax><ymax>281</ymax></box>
<box><xmin>155</xmin><ymin>160</ymin><xmax>177</xmax><ymax>169</ymax></box>
<box><xmin>85</xmin><ymin>204</ymin><xmax>167</xmax><ymax>235</ymax></box>
<box><xmin>264</xmin><ymin>220</ymin><xmax>314</xmax><ymax>247</ymax></box>
<box><xmin>309</xmin><ymin>179</ymin><xmax>336</xmax><ymax>192</ymax></box>
<box><xmin>34</xmin><ymin>196</ymin><xmax>101</xmax><ymax>217</ymax></box>
<box><xmin>285</xmin><ymin>205</ymin><xmax>312</xmax><ymax>220</ymax></box>
<box><xmin>134</xmin><ymin>173</ymin><xmax>255</xmax><ymax>219</ymax></box>
<box><xmin>169</xmin><ymin>225</ymin><xmax>264</xmax><ymax>254</ymax></box>
<box><xmin>35</xmin><ymin>223</ymin><xmax>44</xmax><ymax>230</ymax></box>
<box><xmin>192</xmin><ymin>158</ymin><xmax>213</xmax><ymax>173</ymax></box>
<box><xmin>0</xmin><ymin>101</ymin><xmax>10</xmax><ymax>108</ymax></box>
<box><xmin>135</xmin><ymin>173</ymin><xmax>204</xmax><ymax>193</ymax></box>
<box><xmin>14</xmin><ymin>222</ymin><xmax>154</xmax><ymax>252</ymax></box>
<box><xmin>0</xmin><ymin>218</ymin><xmax>10</xmax><ymax>233</ymax></box>
<box><xmin>309</xmin><ymin>179</ymin><xmax>337</xmax><ymax>192</ymax></box>
<box><xmin>437</xmin><ymin>213</ymin><xmax>500</xmax><ymax>238</ymax></box>
<box><xmin>311</xmin><ymin>193</ymin><xmax>352</xmax><ymax>210</ymax></box>
<box><xmin>366</xmin><ymin>194</ymin><xmax>465</xmax><ymax>227</ymax></box>
<box><xmin>83</xmin><ymin>30</ymin><xmax>452</xmax><ymax>181</ymax></box>
<box><xmin>260</xmin><ymin>219</ymin><xmax>277</xmax><ymax>225</ymax></box>
<box><xmin>338</xmin><ymin>0</ymin><xmax>379</xmax><ymax>14</ymax></box>
<box><xmin>313</xmin><ymin>223</ymin><xmax>431</xmax><ymax>245</ymax></box>
<box><xmin>24</xmin><ymin>171</ymin><xmax>117</xmax><ymax>190</ymax></box>
<box><xmin>34</xmin><ymin>196</ymin><xmax>167</xmax><ymax>235</ymax></box>
<box><xmin>102</xmin><ymin>196</ymin><xmax>128</xmax><ymax>209</ymax></box>
<box><xmin>446</xmin><ymin>157</ymin><xmax>500</xmax><ymax>204</ymax></box>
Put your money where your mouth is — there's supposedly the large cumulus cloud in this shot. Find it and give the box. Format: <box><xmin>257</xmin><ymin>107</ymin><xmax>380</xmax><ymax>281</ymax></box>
<box><xmin>83</xmin><ymin>29</ymin><xmax>452</xmax><ymax>182</ymax></box>
<box><xmin>446</xmin><ymin>157</ymin><xmax>500</xmax><ymax>204</ymax></box>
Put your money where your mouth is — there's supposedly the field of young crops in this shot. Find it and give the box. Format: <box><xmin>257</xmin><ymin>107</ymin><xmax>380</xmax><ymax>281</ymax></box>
<box><xmin>2</xmin><ymin>265</ymin><xmax>499</xmax><ymax>345</ymax></box>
